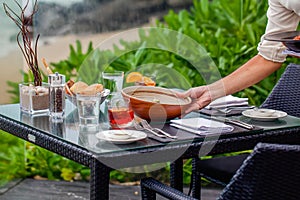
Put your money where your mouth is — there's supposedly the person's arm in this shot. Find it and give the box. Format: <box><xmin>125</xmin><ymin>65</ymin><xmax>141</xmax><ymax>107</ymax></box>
<box><xmin>215</xmin><ymin>54</ymin><xmax>282</xmax><ymax>97</ymax></box>
<box><xmin>178</xmin><ymin>55</ymin><xmax>282</xmax><ymax>114</ymax></box>
<box><xmin>177</xmin><ymin>0</ymin><xmax>300</xmax><ymax>115</ymax></box>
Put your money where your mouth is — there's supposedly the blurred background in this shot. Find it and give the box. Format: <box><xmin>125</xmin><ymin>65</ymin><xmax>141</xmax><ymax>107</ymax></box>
<box><xmin>0</xmin><ymin>0</ymin><xmax>192</xmax><ymax>104</ymax></box>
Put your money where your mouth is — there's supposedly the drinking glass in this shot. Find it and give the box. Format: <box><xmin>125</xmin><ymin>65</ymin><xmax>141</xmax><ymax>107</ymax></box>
<box><xmin>107</xmin><ymin>94</ymin><xmax>134</xmax><ymax>129</ymax></box>
<box><xmin>76</xmin><ymin>93</ymin><xmax>101</xmax><ymax>128</ymax></box>
<box><xmin>102</xmin><ymin>71</ymin><xmax>124</xmax><ymax>94</ymax></box>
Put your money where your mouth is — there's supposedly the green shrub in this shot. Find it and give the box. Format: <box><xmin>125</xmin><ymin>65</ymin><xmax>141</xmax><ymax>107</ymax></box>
<box><xmin>0</xmin><ymin>131</ymin><xmax>26</xmax><ymax>187</ymax></box>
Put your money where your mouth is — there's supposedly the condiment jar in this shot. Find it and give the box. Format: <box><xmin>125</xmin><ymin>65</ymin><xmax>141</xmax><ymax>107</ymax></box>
<box><xmin>48</xmin><ymin>72</ymin><xmax>65</xmax><ymax>120</ymax></box>
<box><xmin>49</xmin><ymin>117</ymin><xmax>65</xmax><ymax>137</ymax></box>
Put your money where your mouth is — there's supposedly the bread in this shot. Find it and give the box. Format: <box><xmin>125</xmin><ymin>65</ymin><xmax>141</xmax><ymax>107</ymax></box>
<box><xmin>79</xmin><ymin>83</ymin><xmax>104</xmax><ymax>95</ymax></box>
<box><xmin>66</xmin><ymin>80</ymin><xmax>75</xmax><ymax>89</ymax></box>
<box><xmin>70</xmin><ymin>81</ymin><xmax>88</xmax><ymax>94</ymax></box>
<box><xmin>65</xmin><ymin>80</ymin><xmax>75</xmax><ymax>95</ymax></box>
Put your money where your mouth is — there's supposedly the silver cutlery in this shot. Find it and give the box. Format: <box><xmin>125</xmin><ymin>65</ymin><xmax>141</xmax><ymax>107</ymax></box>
<box><xmin>133</xmin><ymin>121</ymin><xmax>167</xmax><ymax>138</ymax></box>
<box><xmin>212</xmin><ymin>106</ymin><xmax>255</xmax><ymax>114</ymax></box>
<box><xmin>210</xmin><ymin>116</ymin><xmax>255</xmax><ymax>130</ymax></box>
<box><xmin>140</xmin><ymin>120</ymin><xmax>177</xmax><ymax>139</ymax></box>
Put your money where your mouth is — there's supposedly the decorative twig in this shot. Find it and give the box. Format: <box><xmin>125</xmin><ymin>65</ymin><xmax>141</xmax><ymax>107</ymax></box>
<box><xmin>3</xmin><ymin>0</ymin><xmax>42</xmax><ymax>86</ymax></box>
<box><xmin>42</xmin><ymin>58</ymin><xmax>53</xmax><ymax>74</ymax></box>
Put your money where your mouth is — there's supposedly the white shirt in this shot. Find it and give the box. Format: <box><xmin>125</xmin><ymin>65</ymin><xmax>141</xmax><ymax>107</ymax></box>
<box><xmin>258</xmin><ymin>0</ymin><xmax>300</xmax><ymax>62</ymax></box>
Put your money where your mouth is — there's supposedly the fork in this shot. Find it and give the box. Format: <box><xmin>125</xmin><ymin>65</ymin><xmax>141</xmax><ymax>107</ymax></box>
<box><xmin>140</xmin><ymin>120</ymin><xmax>177</xmax><ymax>139</ymax></box>
<box><xmin>133</xmin><ymin>121</ymin><xmax>167</xmax><ymax>138</ymax></box>
<box><xmin>214</xmin><ymin>106</ymin><xmax>255</xmax><ymax>114</ymax></box>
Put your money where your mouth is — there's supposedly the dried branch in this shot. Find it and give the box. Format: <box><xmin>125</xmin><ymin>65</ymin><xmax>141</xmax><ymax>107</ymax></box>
<box><xmin>3</xmin><ymin>0</ymin><xmax>42</xmax><ymax>86</ymax></box>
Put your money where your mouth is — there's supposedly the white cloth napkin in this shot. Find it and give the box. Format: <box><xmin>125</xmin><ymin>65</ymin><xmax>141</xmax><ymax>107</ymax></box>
<box><xmin>205</xmin><ymin>95</ymin><xmax>248</xmax><ymax>109</ymax></box>
<box><xmin>170</xmin><ymin>118</ymin><xmax>234</xmax><ymax>135</ymax></box>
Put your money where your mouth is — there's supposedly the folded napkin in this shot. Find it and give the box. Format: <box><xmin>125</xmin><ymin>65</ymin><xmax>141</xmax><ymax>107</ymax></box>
<box><xmin>205</xmin><ymin>95</ymin><xmax>248</xmax><ymax>109</ymax></box>
<box><xmin>170</xmin><ymin>118</ymin><xmax>234</xmax><ymax>135</ymax></box>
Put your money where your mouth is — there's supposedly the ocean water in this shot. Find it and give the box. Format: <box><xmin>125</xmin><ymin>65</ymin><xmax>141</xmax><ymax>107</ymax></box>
<box><xmin>0</xmin><ymin>0</ymin><xmax>83</xmax><ymax>58</ymax></box>
<box><xmin>0</xmin><ymin>1</ymin><xmax>19</xmax><ymax>58</ymax></box>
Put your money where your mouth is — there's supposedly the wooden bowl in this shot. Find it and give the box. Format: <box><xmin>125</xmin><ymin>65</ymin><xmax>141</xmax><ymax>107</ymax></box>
<box><xmin>121</xmin><ymin>86</ymin><xmax>191</xmax><ymax>121</ymax></box>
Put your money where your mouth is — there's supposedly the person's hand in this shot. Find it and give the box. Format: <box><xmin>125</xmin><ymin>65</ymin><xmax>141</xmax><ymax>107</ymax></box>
<box><xmin>176</xmin><ymin>86</ymin><xmax>213</xmax><ymax>117</ymax></box>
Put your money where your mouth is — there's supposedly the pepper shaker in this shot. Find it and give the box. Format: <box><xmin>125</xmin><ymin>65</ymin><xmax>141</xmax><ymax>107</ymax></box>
<box><xmin>49</xmin><ymin>117</ymin><xmax>65</xmax><ymax>137</ymax></box>
<box><xmin>48</xmin><ymin>72</ymin><xmax>65</xmax><ymax>120</ymax></box>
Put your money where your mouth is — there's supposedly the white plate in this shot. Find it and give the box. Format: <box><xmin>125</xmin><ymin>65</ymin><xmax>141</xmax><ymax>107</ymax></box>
<box><xmin>242</xmin><ymin>109</ymin><xmax>287</xmax><ymax>121</ymax></box>
<box><xmin>96</xmin><ymin>130</ymin><xmax>147</xmax><ymax>144</ymax></box>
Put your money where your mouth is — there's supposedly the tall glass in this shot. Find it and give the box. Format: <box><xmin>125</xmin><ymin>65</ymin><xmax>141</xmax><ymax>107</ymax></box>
<box><xmin>76</xmin><ymin>93</ymin><xmax>101</xmax><ymax>128</ymax></box>
<box><xmin>102</xmin><ymin>71</ymin><xmax>124</xmax><ymax>94</ymax></box>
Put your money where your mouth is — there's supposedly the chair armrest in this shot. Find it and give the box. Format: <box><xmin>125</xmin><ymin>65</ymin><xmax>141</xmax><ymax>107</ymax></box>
<box><xmin>141</xmin><ymin>177</ymin><xmax>197</xmax><ymax>200</ymax></box>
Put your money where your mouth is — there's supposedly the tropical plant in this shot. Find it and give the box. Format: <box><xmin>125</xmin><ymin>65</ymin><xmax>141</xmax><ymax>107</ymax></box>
<box><xmin>3</xmin><ymin>0</ymin><xmax>43</xmax><ymax>86</ymax></box>
<box><xmin>0</xmin><ymin>131</ymin><xmax>26</xmax><ymax>187</ymax></box>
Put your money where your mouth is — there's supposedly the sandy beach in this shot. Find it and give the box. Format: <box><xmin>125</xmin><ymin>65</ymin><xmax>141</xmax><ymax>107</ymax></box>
<box><xmin>0</xmin><ymin>28</ymin><xmax>142</xmax><ymax>104</ymax></box>
<box><xmin>0</xmin><ymin>52</ymin><xmax>23</xmax><ymax>104</ymax></box>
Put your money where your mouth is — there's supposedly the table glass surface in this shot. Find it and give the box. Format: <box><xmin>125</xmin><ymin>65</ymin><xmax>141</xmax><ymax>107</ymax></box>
<box><xmin>1</xmin><ymin>102</ymin><xmax>300</xmax><ymax>156</ymax></box>
<box><xmin>0</xmin><ymin>102</ymin><xmax>188</xmax><ymax>155</ymax></box>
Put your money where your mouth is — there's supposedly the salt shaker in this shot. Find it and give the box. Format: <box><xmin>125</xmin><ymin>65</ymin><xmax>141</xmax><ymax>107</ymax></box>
<box><xmin>48</xmin><ymin>72</ymin><xmax>65</xmax><ymax>119</ymax></box>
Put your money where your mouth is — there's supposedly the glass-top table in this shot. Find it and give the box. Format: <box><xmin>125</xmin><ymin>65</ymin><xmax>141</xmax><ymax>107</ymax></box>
<box><xmin>1</xmin><ymin>102</ymin><xmax>300</xmax><ymax>199</ymax></box>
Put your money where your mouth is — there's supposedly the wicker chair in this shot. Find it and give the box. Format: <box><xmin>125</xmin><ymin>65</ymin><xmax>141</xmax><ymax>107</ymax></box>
<box><xmin>188</xmin><ymin>63</ymin><xmax>300</xmax><ymax>195</ymax></box>
<box><xmin>259</xmin><ymin>63</ymin><xmax>300</xmax><ymax>116</ymax></box>
<box><xmin>141</xmin><ymin>143</ymin><xmax>300</xmax><ymax>200</ymax></box>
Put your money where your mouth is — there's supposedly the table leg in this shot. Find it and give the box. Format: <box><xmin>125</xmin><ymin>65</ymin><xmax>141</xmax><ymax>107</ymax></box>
<box><xmin>170</xmin><ymin>159</ymin><xmax>183</xmax><ymax>192</ymax></box>
<box><xmin>191</xmin><ymin>157</ymin><xmax>201</xmax><ymax>199</ymax></box>
<box><xmin>90</xmin><ymin>159</ymin><xmax>110</xmax><ymax>200</ymax></box>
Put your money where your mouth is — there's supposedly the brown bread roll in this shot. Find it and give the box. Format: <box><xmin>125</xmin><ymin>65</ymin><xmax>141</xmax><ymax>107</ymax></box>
<box><xmin>79</xmin><ymin>83</ymin><xmax>104</xmax><ymax>95</ymax></box>
<box><xmin>70</xmin><ymin>81</ymin><xmax>88</xmax><ymax>94</ymax></box>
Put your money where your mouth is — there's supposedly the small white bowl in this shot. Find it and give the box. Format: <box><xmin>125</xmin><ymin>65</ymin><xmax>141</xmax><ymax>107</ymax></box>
<box><xmin>251</xmin><ymin>108</ymin><xmax>276</xmax><ymax>117</ymax></box>
<box><xmin>103</xmin><ymin>130</ymin><xmax>132</xmax><ymax>140</ymax></box>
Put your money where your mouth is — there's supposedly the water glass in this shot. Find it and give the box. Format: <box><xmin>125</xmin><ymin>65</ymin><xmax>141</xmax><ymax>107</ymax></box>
<box><xmin>77</xmin><ymin>93</ymin><xmax>101</xmax><ymax>127</ymax></box>
<box><xmin>107</xmin><ymin>95</ymin><xmax>134</xmax><ymax>129</ymax></box>
<box><xmin>102</xmin><ymin>71</ymin><xmax>124</xmax><ymax>94</ymax></box>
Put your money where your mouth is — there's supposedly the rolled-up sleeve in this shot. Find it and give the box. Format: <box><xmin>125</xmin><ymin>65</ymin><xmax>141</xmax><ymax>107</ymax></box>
<box><xmin>258</xmin><ymin>0</ymin><xmax>300</xmax><ymax>63</ymax></box>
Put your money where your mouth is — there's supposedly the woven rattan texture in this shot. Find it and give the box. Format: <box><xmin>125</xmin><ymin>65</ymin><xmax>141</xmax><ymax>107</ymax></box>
<box><xmin>141</xmin><ymin>143</ymin><xmax>300</xmax><ymax>200</ymax></box>
<box><xmin>260</xmin><ymin>63</ymin><xmax>300</xmax><ymax>117</ymax></box>
<box><xmin>218</xmin><ymin>143</ymin><xmax>300</xmax><ymax>200</ymax></box>
<box><xmin>90</xmin><ymin>159</ymin><xmax>111</xmax><ymax>200</ymax></box>
<box><xmin>170</xmin><ymin>160</ymin><xmax>183</xmax><ymax>192</ymax></box>
<box><xmin>0</xmin><ymin>115</ymin><xmax>93</xmax><ymax>166</ymax></box>
<box><xmin>141</xmin><ymin>177</ymin><xmax>197</xmax><ymax>200</ymax></box>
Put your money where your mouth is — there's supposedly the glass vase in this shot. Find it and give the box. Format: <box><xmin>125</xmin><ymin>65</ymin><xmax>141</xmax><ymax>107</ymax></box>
<box><xmin>19</xmin><ymin>82</ymin><xmax>50</xmax><ymax>114</ymax></box>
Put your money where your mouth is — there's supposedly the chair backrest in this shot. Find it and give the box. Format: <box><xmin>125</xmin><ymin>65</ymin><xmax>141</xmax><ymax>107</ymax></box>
<box><xmin>218</xmin><ymin>143</ymin><xmax>300</xmax><ymax>200</ymax></box>
<box><xmin>260</xmin><ymin>63</ymin><xmax>300</xmax><ymax>117</ymax></box>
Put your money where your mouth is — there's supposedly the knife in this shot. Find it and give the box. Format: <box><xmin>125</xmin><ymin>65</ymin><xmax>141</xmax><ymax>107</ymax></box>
<box><xmin>210</xmin><ymin>116</ymin><xmax>254</xmax><ymax>130</ymax></box>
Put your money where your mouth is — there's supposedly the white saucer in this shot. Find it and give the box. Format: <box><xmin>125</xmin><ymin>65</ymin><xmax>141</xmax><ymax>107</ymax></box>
<box><xmin>96</xmin><ymin>130</ymin><xmax>147</xmax><ymax>144</ymax></box>
<box><xmin>242</xmin><ymin>109</ymin><xmax>287</xmax><ymax>121</ymax></box>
